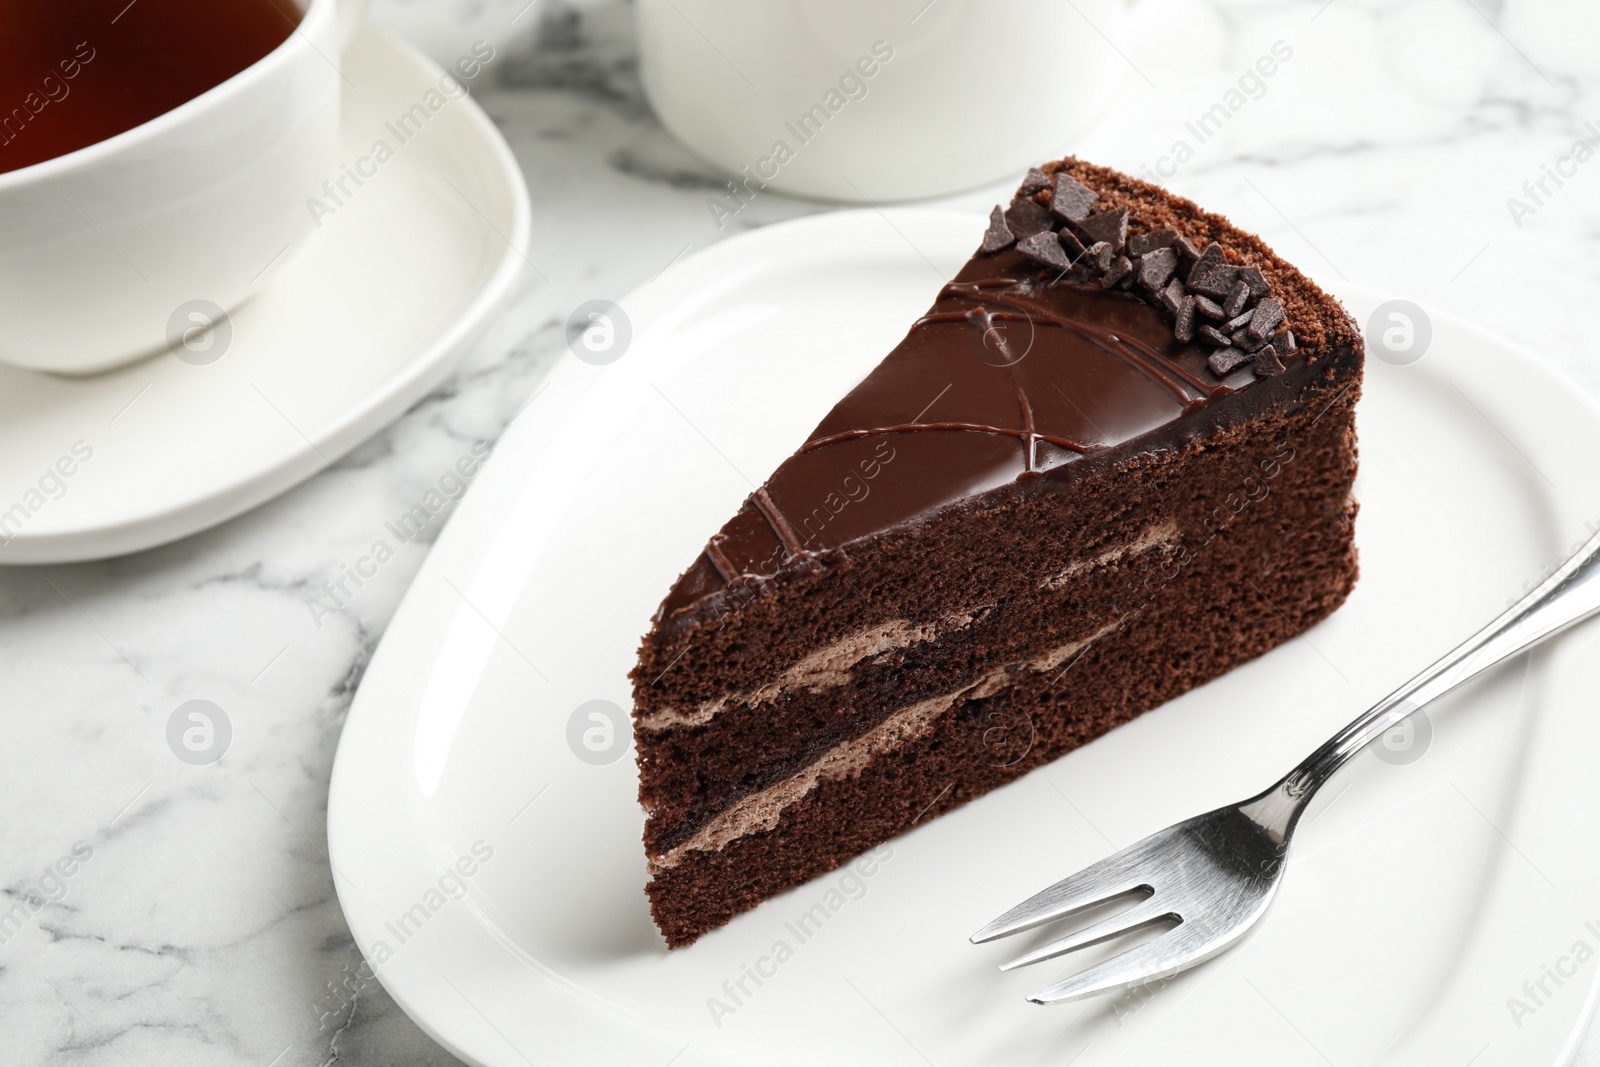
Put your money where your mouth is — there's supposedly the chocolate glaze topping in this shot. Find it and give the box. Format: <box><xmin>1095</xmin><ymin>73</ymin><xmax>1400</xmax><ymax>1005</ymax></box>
<box><xmin>658</xmin><ymin>166</ymin><xmax>1320</xmax><ymax>622</ymax></box>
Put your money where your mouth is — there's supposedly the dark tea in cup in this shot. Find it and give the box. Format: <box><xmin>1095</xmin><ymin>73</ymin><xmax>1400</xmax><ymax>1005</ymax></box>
<box><xmin>0</xmin><ymin>0</ymin><xmax>303</xmax><ymax>175</ymax></box>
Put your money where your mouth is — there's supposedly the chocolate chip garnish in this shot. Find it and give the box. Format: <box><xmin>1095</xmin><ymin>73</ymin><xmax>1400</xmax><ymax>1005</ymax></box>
<box><xmin>981</xmin><ymin>206</ymin><xmax>1015</xmax><ymax>253</ymax></box>
<box><xmin>1136</xmin><ymin>247</ymin><xmax>1177</xmax><ymax>290</ymax></box>
<box><xmin>1017</xmin><ymin>230</ymin><xmax>1073</xmax><ymax>271</ymax></box>
<box><xmin>1077</xmin><ymin>207</ymin><xmax>1129</xmax><ymax>252</ymax></box>
<box><xmin>1223</xmin><ymin>280</ymin><xmax>1250</xmax><ymax>318</ymax></box>
<box><xmin>1050</xmin><ymin>173</ymin><xmax>1098</xmax><ymax>222</ymax></box>
<box><xmin>1254</xmin><ymin>345</ymin><xmax>1286</xmax><ymax>376</ymax></box>
<box><xmin>1010</xmin><ymin>173</ymin><xmax>1296</xmax><ymax>364</ymax></box>
<box><xmin>1190</xmin><ymin>265</ymin><xmax>1240</xmax><ymax>299</ymax></box>
<box><xmin>1058</xmin><ymin>227</ymin><xmax>1087</xmax><ymax>260</ymax></box>
<box><xmin>1128</xmin><ymin>229</ymin><xmax>1178</xmax><ymax>257</ymax></box>
<box><xmin>1241</xmin><ymin>266</ymin><xmax>1270</xmax><ymax>301</ymax></box>
<box><xmin>1174</xmin><ymin>236</ymin><xmax>1201</xmax><ymax>273</ymax></box>
<box><xmin>1160</xmin><ymin>278</ymin><xmax>1186</xmax><ymax>315</ymax></box>
<box><xmin>1004</xmin><ymin>198</ymin><xmax>1052</xmax><ymax>239</ymax></box>
<box><xmin>1101</xmin><ymin>255</ymin><xmax>1133</xmax><ymax>289</ymax></box>
<box><xmin>1208</xmin><ymin>347</ymin><xmax>1252</xmax><ymax>376</ymax></box>
<box><xmin>1187</xmin><ymin>242</ymin><xmax>1224</xmax><ymax>285</ymax></box>
<box><xmin>1174</xmin><ymin>297</ymin><xmax>1197</xmax><ymax>343</ymax></box>
<box><xmin>1233</xmin><ymin>328</ymin><xmax>1271</xmax><ymax>352</ymax></box>
<box><xmin>1248</xmin><ymin>297</ymin><xmax>1285</xmax><ymax>340</ymax></box>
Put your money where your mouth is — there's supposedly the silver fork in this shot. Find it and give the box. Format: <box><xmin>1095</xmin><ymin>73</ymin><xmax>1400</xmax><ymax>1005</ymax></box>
<box><xmin>973</xmin><ymin>527</ymin><xmax>1600</xmax><ymax>1003</ymax></box>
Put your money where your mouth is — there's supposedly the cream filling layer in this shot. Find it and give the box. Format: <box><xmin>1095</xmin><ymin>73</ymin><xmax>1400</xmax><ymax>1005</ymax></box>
<box><xmin>637</xmin><ymin>609</ymin><xmax>983</xmax><ymax>732</ymax></box>
<box><xmin>646</xmin><ymin>618</ymin><xmax>1127</xmax><ymax>874</ymax></box>
<box><xmin>1039</xmin><ymin>520</ymin><xmax>1180</xmax><ymax>590</ymax></box>
<box><xmin>1025</xmin><ymin>617</ymin><xmax>1126</xmax><ymax>673</ymax></box>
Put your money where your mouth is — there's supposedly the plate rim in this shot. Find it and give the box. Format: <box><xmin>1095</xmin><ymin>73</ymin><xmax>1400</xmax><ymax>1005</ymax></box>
<box><xmin>327</xmin><ymin>207</ymin><xmax>1600</xmax><ymax>1067</ymax></box>
<box><xmin>0</xmin><ymin>24</ymin><xmax>532</xmax><ymax>565</ymax></box>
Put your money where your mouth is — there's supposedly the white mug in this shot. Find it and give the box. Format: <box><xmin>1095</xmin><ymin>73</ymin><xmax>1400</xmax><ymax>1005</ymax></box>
<box><xmin>637</xmin><ymin>0</ymin><xmax>1127</xmax><ymax>207</ymax></box>
<box><xmin>0</xmin><ymin>0</ymin><xmax>367</xmax><ymax>375</ymax></box>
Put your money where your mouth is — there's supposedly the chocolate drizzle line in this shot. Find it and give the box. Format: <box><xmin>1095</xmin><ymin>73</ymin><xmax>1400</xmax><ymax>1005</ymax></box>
<box><xmin>967</xmin><ymin>305</ymin><xmax>1024</xmax><ymax>365</ymax></box>
<box><xmin>1017</xmin><ymin>387</ymin><xmax>1038</xmax><ymax>474</ymax></box>
<box><xmin>704</xmin><ymin>534</ymin><xmax>738</xmax><ymax>581</ymax></box>
<box><xmin>800</xmin><ymin>419</ymin><xmax>1100</xmax><ymax>457</ymax></box>
<box><xmin>934</xmin><ymin>281</ymin><xmax>1220</xmax><ymax>404</ymax></box>
<box><xmin>752</xmin><ymin>487</ymin><xmax>807</xmax><ymax>561</ymax></box>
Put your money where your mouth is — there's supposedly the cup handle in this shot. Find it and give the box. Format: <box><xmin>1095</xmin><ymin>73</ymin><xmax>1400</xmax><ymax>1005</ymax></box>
<box><xmin>332</xmin><ymin>0</ymin><xmax>371</xmax><ymax>51</ymax></box>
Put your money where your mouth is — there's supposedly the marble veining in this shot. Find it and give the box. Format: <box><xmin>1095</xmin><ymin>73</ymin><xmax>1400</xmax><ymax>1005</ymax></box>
<box><xmin>1</xmin><ymin>0</ymin><xmax>1597</xmax><ymax>1064</ymax></box>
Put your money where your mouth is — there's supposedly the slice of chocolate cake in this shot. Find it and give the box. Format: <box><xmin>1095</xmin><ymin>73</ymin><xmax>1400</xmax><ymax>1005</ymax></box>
<box><xmin>632</xmin><ymin>157</ymin><xmax>1363</xmax><ymax>948</ymax></box>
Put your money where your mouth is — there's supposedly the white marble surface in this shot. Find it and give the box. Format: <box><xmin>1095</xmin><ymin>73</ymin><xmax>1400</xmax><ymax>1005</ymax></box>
<box><xmin>3</xmin><ymin>1</ymin><xmax>1598</xmax><ymax>1064</ymax></box>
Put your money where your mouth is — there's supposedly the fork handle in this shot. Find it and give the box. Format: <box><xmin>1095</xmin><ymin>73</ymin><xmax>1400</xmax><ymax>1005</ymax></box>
<box><xmin>1245</xmin><ymin>525</ymin><xmax>1600</xmax><ymax>836</ymax></box>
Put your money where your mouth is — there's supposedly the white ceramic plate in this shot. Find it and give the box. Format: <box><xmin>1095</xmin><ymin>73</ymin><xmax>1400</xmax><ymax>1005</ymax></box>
<box><xmin>327</xmin><ymin>210</ymin><xmax>1600</xmax><ymax>1067</ymax></box>
<box><xmin>0</xmin><ymin>24</ymin><xmax>529</xmax><ymax>564</ymax></box>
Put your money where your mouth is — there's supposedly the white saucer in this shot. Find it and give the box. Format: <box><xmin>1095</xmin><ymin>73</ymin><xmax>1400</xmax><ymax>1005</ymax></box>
<box><xmin>327</xmin><ymin>210</ymin><xmax>1600</xmax><ymax>1067</ymax></box>
<box><xmin>0</xmin><ymin>24</ymin><xmax>530</xmax><ymax>564</ymax></box>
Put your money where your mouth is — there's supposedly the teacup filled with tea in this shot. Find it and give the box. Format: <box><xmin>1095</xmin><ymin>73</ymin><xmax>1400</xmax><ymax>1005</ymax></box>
<box><xmin>0</xmin><ymin>0</ymin><xmax>366</xmax><ymax>374</ymax></box>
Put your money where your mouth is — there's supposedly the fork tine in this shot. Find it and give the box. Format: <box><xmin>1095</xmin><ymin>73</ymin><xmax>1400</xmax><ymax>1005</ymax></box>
<box><xmin>1026</xmin><ymin>921</ymin><xmax>1216</xmax><ymax>1004</ymax></box>
<box><xmin>997</xmin><ymin>898</ymin><xmax>1175</xmax><ymax>971</ymax></box>
<box><xmin>970</xmin><ymin>840</ymin><xmax>1158</xmax><ymax>944</ymax></box>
